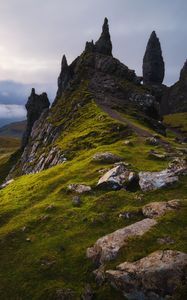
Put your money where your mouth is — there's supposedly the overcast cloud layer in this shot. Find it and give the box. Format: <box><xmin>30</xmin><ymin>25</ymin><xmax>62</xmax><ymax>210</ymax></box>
<box><xmin>0</xmin><ymin>0</ymin><xmax>186</xmax><ymax>124</ymax></box>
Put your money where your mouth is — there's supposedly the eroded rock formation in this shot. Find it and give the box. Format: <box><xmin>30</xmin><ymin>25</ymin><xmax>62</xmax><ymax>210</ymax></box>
<box><xmin>143</xmin><ymin>31</ymin><xmax>165</xmax><ymax>85</ymax></box>
<box><xmin>95</xmin><ymin>17</ymin><xmax>112</xmax><ymax>56</ymax></box>
<box><xmin>22</xmin><ymin>88</ymin><xmax>50</xmax><ymax>148</ymax></box>
<box><xmin>56</xmin><ymin>55</ymin><xmax>72</xmax><ymax>98</ymax></box>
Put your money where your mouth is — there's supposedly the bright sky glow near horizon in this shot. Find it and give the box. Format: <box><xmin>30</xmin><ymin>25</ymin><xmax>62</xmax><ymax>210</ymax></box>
<box><xmin>0</xmin><ymin>0</ymin><xmax>186</xmax><ymax>123</ymax></box>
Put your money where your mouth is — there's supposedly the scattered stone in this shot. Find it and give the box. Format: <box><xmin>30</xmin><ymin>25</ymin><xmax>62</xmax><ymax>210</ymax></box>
<box><xmin>38</xmin><ymin>215</ymin><xmax>50</xmax><ymax>222</ymax></box>
<box><xmin>123</xmin><ymin>140</ymin><xmax>133</xmax><ymax>146</ymax></box>
<box><xmin>67</xmin><ymin>184</ymin><xmax>92</xmax><ymax>194</ymax></box>
<box><xmin>143</xmin><ymin>31</ymin><xmax>165</xmax><ymax>85</ymax></box>
<box><xmin>106</xmin><ymin>250</ymin><xmax>187</xmax><ymax>300</ymax></box>
<box><xmin>81</xmin><ymin>284</ymin><xmax>94</xmax><ymax>300</ymax></box>
<box><xmin>86</xmin><ymin>218</ymin><xmax>157</xmax><ymax>264</ymax></box>
<box><xmin>45</xmin><ymin>204</ymin><xmax>55</xmax><ymax>211</ymax></box>
<box><xmin>92</xmin><ymin>152</ymin><xmax>122</xmax><ymax>163</ymax></box>
<box><xmin>149</xmin><ymin>149</ymin><xmax>167</xmax><ymax>159</ymax></box>
<box><xmin>119</xmin><ymin>210</ymin><xmax>141</xmax><ymax>219</ymax></box>
<box><xmin>157</xmin><ymin>236</ymin><xmax>175</xmax><ymax>245</ymax></box>
<box><xmin>142</xmin><ymin>200</ymin><xmax>181</xmax><ymax>218</ymax></box>
<box><xmin>54</xmin><ymin>288</ymin><xmax>74</xmax><ymax>300</ymax></box>
<box><xmin>97</xmin><ymin>163</ymin><xmax>138</xmax><ymax>190</ymax></box>
<box><xmin>26</xmin><ymin>237</ymin><xmax>32</xmax><ymax>242</ymax></box>
<box><xmin>21</xmin><ymin>226</ymin><xmax>27</xmax><ymax>232</ymax></box>
<box><xmin>0</xmin><ymin>179</ymin><xmax>14</xmax><ymax>189</ymax></box>
<box><xmin>145</xmin><ymin>136</ymin><xmax>159</xmax><ymax>146</ymax></box>
<box><xmin>72</xmin><ymin>196</ymin><xmax>81</xmax><ymax>207</ymax></box>
<box><xmin>93</xmin><ymin>264</ymin><xmax>106</xmax><ymax>285</ymax></box>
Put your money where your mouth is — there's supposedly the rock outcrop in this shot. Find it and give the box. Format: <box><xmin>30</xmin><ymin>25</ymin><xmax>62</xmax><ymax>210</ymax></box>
<box><xmin>161</xmin><ymin>60</ymin><xmax>187</xmax><ymax>114</ymax></box>
<box><xmin>22</xmin><ymin>88</ymin><xmax>50</xmax><ymax>148</ymax></box>
<box><xmin>106</xmin><ymin>250</ymin><xmax>187</xmax><ymax>300</ymax></box>
<box><xmin>95</xmin><ymin>17</ymin><xmax>112</xmax><ymax>56</ymax></box>
<box><xmin>92</xmin><ymin>152</ymin><xmax>122</xmax><ymax>163</ymax></box>
<box><xmin>86</xmin><ymin>218</ymin><xmax>157</xmax><ymax>264</ymax></box>
<box><xmin>143</xmin><ymin>31</ymin><xmax>165</xmax><ymax>85</ymax></box>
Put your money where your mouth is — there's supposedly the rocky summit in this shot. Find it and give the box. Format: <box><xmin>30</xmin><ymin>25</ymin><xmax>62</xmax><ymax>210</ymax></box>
<box><xmin>0</xmin><ymin>17</ymin><xmax>187</xmax><ymax>300</ymax></box>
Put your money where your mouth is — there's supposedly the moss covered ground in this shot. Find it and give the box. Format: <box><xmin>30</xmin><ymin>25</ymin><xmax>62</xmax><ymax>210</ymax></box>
<box><xmin>0</xmin><ymin>92</ymin><xmax>186</xmax><ymax>299</ymax></box>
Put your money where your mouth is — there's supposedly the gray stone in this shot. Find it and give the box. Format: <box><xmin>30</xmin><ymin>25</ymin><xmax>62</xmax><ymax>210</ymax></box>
<box><xmin>97</xmin><ymin>163</ymin><xmax>137</xmax><ymax>190</ymax></box>
<box><xmin>106</xmin><ymin>250</ymin><xmax>187</xmax><ymax>300</ymax></box>
<box><xmin>67</xmin><ymin>184</ymin><xmax>91</xmax><ymax>194</ymax></box>
<box><xmin>143</xmin><ymin>31</ymin><xmax>165</xmax><ymax>85</ymax></box>
<box><xmin>92</xmin><ymin>152</ymin><xmax>122</xmax><ymax>163</ymax></box>
<box><xmin>86</xmin><ymin>218</ymin><xmax>157</xmax><ymax>264</ymax></box>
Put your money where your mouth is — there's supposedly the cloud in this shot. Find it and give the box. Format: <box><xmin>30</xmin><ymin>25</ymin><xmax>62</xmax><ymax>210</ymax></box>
<box><xmin>0</xmin><ymin>0</ymin><xmax>186</xmax><ymax>90</ymax></box>
<box><xmin>0</xmin><ymin>104</ymin><xmax>26</xmax><ymax>119</ymax></box>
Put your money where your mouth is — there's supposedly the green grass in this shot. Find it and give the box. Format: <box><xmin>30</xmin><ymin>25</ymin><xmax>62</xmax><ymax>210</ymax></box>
<box><xmin>164</xmin><ymin>112</ymin><xmax>187</xmax><ymax>132</ymax></box>
<box><xmin>0</xmin><ymin>142</ymin><xmax>186</xmax><ymax>299</ymax></box>
<box><xmin>0</xmin><ymin>82</ymin><xmax>186</xmax><ymax>298</ymax></box>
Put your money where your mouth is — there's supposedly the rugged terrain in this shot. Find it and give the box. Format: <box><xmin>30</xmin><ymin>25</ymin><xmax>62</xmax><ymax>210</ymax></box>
<box><xmin>0</xmin><ymin>18</ymin><xmax>186</xmax><ymax>299</ymax></box>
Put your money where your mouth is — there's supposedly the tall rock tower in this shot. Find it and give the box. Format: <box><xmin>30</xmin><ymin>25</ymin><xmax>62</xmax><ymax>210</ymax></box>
<box><xmin>95</xmin><ymin>17</ymin><xmax>112</xmax><ymax>56</ymax></box>
<box><xmin>143</xmin><ymin>31</ymin><xmax>165</xmax><ymax>85</ymax></box>
<box><xmin>22</xmin><ymin>88</ymin><xmax>50</xmax><ymax>148</ymax></box>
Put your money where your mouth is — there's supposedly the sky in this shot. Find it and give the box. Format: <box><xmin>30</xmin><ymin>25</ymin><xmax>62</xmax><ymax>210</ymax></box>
<box><xmin>0</xmin><ymin>0</ymin><xmax>186</xmax><ymax>124</ymax></box>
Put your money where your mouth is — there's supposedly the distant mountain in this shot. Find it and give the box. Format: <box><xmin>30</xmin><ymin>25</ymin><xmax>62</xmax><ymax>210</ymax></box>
<box><xmin>0</xmin><ymin>120</ymin><xmax>26</xmax><ymax>138</ymax></box>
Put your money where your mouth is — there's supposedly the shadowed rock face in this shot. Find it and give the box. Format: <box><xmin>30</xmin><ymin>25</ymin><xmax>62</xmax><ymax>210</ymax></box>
<box><xmin>161</xmin><ymin>60</ymin><xmax>187</xmax><ymax>114</ymax></box>
<box><xmin>143</xmin><ymin>31</ymin><xmax>165</xmax><ymax>85</ymax></box>
<box><xmin>22</xmin><ymin>88</ymin><xmax>50</xmax><ymax>148</ymax></box>
<box><xmin>56</xmin><ymin>55</ymin><xmax>72</xmax><ymax>98</ymax></box>
<box><xmin>95</xmin><ymin>17</ymin><xmax>112</xmax><ymax>56</ymax></box>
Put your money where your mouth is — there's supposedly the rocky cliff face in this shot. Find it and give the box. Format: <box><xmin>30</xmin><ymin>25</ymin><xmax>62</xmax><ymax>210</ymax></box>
<box><xmin>22</xmin><ymin>88</ymin><xmax>50</xmax><ymax>148</ymax></box>
<box><xmin>8</xmin><ymin>19</ymin><xmax>175</xmax><ymax>178</ymax></box>
<box><xmin>143</xmin><ymin>31</ymin><xmax>165</xmax><ymax>85</ymax></box>
<box><xmin>161</xmin><ymin>60</ymin><xmax>187</xmax><ymax>114</ymax></box>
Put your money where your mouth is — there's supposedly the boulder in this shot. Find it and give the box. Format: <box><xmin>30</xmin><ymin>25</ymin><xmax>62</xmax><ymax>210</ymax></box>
<box><xmin>86</xmin><ymin>218</ymin><xmax>157</xmax><ymax>264</ymax></box>
<box><xmin>106</xmin><ymin>250</ymin><xmax>187</xmax><ymax>300</ymax></box>
<box><xmin>92</xmin><ymin>152</ymin><xmax>122</xmax><ymax>163</ymax></box>
<box><xmin>139</xmin><ymin>169</ymin><xmax>178</xmax><ymax>192</ymax></box>
<box><xmin>97</xmin><ymin>163</ymin><xmax>138</xmax><ymax>190</ymax></box>
<box><xmin>143</xmin><ymin>31</ymin><xmax>165</xmax><ymax>85</ymax></box>
<box><xmin>139</xmin><ymin>158</ymin><xmax>187</xmax><ymax>192</ymax></box>
<box><xmin>142</xmin><ymin>200</ymin><xmax>181</xmax><ymax>218</ymax></box>
<box><xmin>67</xmin><ymin>184</ymin><xmax>91</xmax><ymax>194</ymax></box>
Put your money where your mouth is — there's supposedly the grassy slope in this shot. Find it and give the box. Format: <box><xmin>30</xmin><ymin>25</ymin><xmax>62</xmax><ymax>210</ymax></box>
<box><xmin>0</xmin><ymin>90</ymin><xmax>186</xmax><ymax>299</ymax></box>
<box><xmin>164</xmin><ymin>112</ymin><xmax>187</xmax><ymax>132</ymax></box>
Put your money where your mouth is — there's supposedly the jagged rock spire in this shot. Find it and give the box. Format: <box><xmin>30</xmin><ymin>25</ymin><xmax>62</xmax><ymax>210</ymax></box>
<box><xmin>95</xmin><ymin>17</ymin><xmax>112</xmax><ymax>56</ymax></box>
<box><xmin>22</xmin><ymin>89</ymin><xmax>50</xmax><ymax>148</ymax></box>
<box><xmin>143</xmin><ymin>31</ymin><xmax>165</xmax><ymax>85</ymax></box>
<box><xmin>56</xmin><ymin>54</ymin><xmax>71</xmax><ymax>98</ymax></box>
<box><xmin>179</xmin><ymin>59</ymin><xmax>187</xmax><ymax>85</ymax></box>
